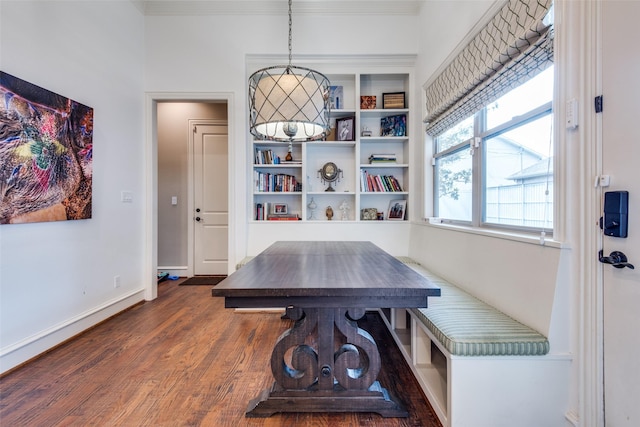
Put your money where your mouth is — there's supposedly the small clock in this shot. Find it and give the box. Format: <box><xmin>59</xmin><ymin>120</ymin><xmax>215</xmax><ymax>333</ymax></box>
<box><xmin>318</xmin><ymin>162</ymin><xmax>342</xmax><ymax>192</ymax></box>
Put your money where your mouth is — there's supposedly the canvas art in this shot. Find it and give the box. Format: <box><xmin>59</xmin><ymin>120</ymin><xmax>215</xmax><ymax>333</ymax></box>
<box><xmin>0</xmin><ymin>72</ymin><xmax>93</xmax><ymax>224</ymax></box>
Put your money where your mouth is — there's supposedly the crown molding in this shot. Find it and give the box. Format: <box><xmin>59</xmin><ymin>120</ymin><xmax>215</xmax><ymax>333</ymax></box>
<box><xmin>246</xmin><ymin>53</ymin><xmax>417</xmax><ymax>69</ymax></box>
<box><xmin>133</xmin><ymin>1</ymin><xmax>425</xmax><ymax>16</ymax></box>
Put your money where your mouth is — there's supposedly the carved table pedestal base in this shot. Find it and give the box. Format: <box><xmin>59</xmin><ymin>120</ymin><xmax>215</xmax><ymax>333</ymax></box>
<box><xmin>245</xmin><ymin>306</ymin><xmax>408</xmax><ymax>418</ymax></box>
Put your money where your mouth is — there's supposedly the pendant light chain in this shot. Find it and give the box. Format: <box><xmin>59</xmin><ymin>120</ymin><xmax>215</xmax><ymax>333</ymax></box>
<box><xmin>288</xmin><ymin>0</ymin><xmax>292</xmax><ymax>68</ymax></box>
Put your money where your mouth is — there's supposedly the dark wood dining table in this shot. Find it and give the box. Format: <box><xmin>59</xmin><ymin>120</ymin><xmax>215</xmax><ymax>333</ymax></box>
<box><xmin>212</xmin><ymin>241</ymin><xmax>440</xmax><ymax>417</ymax></box>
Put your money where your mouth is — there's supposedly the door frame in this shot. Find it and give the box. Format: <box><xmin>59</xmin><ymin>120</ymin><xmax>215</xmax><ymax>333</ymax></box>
<box><xmin>144</xmin><ymin>92</ymin><xmax>236</xmax><ymax>301</ymax></box>
<box><xmin>188</xmin><ymin>119</ymin><xmax>228</xmax><ymax>277</ymax></box>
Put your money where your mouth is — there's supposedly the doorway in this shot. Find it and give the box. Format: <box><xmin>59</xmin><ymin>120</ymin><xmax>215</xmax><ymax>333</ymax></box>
<box><xmin>144</xmin><ymin>93</ymin><xmax>236</xmax><ymax>301</ymax></box>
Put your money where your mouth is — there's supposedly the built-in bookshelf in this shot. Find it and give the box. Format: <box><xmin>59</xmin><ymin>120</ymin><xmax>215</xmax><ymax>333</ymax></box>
<box><xmin>251</xmin><ymin>70</ymin><xmax>411</xmax><ymax>223</ymax></box>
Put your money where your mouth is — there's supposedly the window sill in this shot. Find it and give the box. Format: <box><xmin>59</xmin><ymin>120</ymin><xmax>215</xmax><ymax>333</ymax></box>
<box><xmin>413</xmin><ymin>219</ymin><xmax>567</xmax><ymax>249</ymax></box>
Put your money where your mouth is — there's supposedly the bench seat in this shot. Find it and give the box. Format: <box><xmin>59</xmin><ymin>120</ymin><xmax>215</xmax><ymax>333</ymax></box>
<box><xmin>410</xmin><ymin>279</ymin><xmax>549</xmax><ymax>356</ymax></box>
<box><xmin>398</xmin><ymin>258</ymin><xmax>549</xmax><ymax>355</ymax></box>
<box><xmin>381</xmin><ymin>257</ymin><xmax>569</xmax><ymax>427</ymax></box>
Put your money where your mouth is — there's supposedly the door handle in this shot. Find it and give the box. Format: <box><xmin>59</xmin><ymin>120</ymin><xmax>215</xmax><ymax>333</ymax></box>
<box><xmin>195</xmin><ymin>216</ymin><xmax>201</xmax><ymax>222</ymax></box>
<box><xmin>599</xmin><ymin>250</ymin><xmax>635</xmax><ymax>269</ymax></box>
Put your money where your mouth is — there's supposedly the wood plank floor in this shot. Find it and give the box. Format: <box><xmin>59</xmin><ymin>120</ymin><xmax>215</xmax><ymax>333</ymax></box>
<box><xmin>0</xmin><ymin>279</ymin><xmax>442</xmax><ymax>427</ymax></box>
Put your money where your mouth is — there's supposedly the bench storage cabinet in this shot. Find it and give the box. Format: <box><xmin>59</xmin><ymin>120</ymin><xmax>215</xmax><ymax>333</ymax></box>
<box><xmin>383</xmin><ymin>259</ymin><xmax>570</xmax><ymax>427</ymax></box>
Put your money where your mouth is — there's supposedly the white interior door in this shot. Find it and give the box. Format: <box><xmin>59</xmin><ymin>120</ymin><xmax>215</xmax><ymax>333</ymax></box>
<box><xmin>193</xmin><ymin>123</ymin><xmax>228</xmax><ymax>275</ymax></box>
<box><xmin>601</xmin><ymin>2</ymin><xmax>640</xmax><ymax>425</ymax></box>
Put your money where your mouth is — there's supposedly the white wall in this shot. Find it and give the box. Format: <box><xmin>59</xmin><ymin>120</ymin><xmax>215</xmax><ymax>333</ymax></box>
<box><xmin>144</xmin><ymin>12</ymin><xmax>420</xmax><ymax>259</ymax></box>
<box><xmin>0</xmin><ymin>1</ymin><xmax>145</xmax><ymax>373</ymax></box>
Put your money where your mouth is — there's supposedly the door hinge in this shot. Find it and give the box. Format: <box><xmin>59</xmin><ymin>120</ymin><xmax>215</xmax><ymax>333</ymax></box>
<box><xmin>595</xmin><ymin>95</ymin><xmax>603</xmax><ymax>113</ymax></box>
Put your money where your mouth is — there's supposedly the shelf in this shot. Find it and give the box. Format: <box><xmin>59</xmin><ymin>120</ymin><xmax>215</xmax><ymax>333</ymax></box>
<box><xmin>253</xmin><ymin>140</ymin><xmax>303</xmax><ymax>146</ymax></box>
<box><xmin>415</xmin><ymin>363</ymin><xmax>448</xmax><ymax>414</ymax></box>
<box><xmin>254</xmin><ymin>192</ymin><xmax>302</xmax><ymax>195</ymax></box>
<box><xmin>360</xmin><ymin>108</ymin><xmax>409</xmax><ymax>116</ymax></box>
<box><xmin>330</xmin><ymin>108</ymin><xmax>357</xmax><ymax>117</ymax></box>
<box><xmin>360</xmin><ymin>163</ymin><xmax>409</xmax><ymax>168</ymax></box>
<box><xmin>250</xmin><ymin>69</ymin><xmax>411</xmax><ymax>223</ymax></box>
<box><xmin>305</xmin><ymin>220</ymin><xmax>357</xmax><ymax>223</ymax></box>
<box><xmin>360</xmin><ymin>136</ymin><xmax>409</xmax><ymax>143</ymax></box>
<box><xmin>250</xmin><ymin>220</ymin><xmax>304</xmax><ymax>224</ymax></box>
<box><xmin>307</xmin><ymin>191</ymin><xmax>356</xmax><ymax>195</ymax></box>
<box><xmin>309</xmin><ymin>141</ymin><xmax>356</xmax><ymax>147</ymax></box>
<box><xmin>360</xmin><ymin>192</ymin><xmax>409</xmax><ymax>196</ymax></box>
<box><xmin>253</xmin><ymin>164</ymin><xmax>302</xmax><ymax>168</ymax></box>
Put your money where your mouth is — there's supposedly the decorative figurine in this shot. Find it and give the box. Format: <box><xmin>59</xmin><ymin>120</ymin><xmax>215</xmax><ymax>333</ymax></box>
<box><xmin>307</xmin><ymin>197</ymin><xmax>317</xmax><ymax>220</ymax></box>
<box><xmin>326</xmin><ymin>206</ymin><xmax>334</xmax><ymax>220</ymax></box>
<box><xmin>285</xmin><ymin>142</ymin><xmax>293</xmax><ymax>161</ymax></box>
<box><xmin>339</xmin><ymin>200</ymin><xmax>350</xmax><ymax>221</ymax></box>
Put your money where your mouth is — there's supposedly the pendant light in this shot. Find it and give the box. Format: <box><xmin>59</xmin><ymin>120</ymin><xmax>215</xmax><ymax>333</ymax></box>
<box><xmin>248</xmin><ymin>0</ymin><xmax>331</xmax><ymax>142</ymax></box>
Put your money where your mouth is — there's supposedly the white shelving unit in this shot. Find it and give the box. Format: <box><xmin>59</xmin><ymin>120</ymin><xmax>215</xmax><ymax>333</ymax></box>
<box><xmin>251</xmin><ymin>69</ymin><xmax>412</xmax><ymax>223</ymax></box>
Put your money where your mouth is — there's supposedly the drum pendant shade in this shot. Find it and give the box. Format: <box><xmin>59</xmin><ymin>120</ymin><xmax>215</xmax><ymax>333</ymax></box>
<box><xmin>248</xmin><ymin>0</ymin><xmax>330</xmax><ymax>142</ymax></box>
<box><xmin>249</xmin><ymin>66</ymin><xmax>330</xmax><ymax>142</ymax></box>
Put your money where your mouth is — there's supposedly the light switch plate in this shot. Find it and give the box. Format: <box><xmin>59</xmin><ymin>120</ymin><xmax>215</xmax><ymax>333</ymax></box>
<box><xmin>121</xmin><ymin>191</ymin><xmax>133</xmax><ymax>203</ymax></box>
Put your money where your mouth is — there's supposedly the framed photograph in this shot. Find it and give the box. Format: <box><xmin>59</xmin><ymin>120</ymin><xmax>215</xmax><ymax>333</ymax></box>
<box><xmin>329</xmin><ymin>86</ymin><xmax>343</xmax><ymax>109</ymax></box>
<box><xmin>380</xmin><ymin>114</ymin><xmax>406</xmax><ymax>137</ymax></box>
<box><xmin>360</xmin><ymin>208</ymin><xmax>378</xmax><ymax>220</ymax></box>
<box><xmin>360</xmin><ymin>95</ymin><xmax>376</xmax><ymax>109</ymax></box>
<box><xmin>387</xmin><ymin>199</ymin><xmax>407</xmax><ymax>221</ymax></box>
<box><xmin>382</xmin><ymin>92</ymin><xmax>406</xmax><ymax>109</ymax></box>
<box><xmin>272</xmin><ymin>203</ymin><xmax>288</xmax><ymax>215</ymax></box>
<box><xmin>336</xmin><ymin>116</ymin><xmax>355</xmax><ymax>141</ymax></box>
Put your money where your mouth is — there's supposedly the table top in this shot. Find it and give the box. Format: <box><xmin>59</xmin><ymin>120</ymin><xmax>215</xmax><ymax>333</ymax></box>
<box><xmin>212</xmin><ymin>241</ymin><xmax>440</xmax><ymax>309</ymax></box>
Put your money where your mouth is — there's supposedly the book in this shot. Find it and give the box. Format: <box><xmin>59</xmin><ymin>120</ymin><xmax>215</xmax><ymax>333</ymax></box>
<box><xmin>369</xmin><ymin>154</ymin><xmax>397</xmax><ymax>164</ymax></box>
<box><xmin>267</xmin><ymin>214</ymin><xmax>300</xmax><ymax>221</ymax></box>
<box><xmin>360</xmin><ymin>170</ymin><xmax>403</xmax><ymax>192</ymax></box>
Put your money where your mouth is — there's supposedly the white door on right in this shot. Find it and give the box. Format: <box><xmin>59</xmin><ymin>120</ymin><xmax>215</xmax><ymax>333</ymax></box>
<box><xmin>601</xmin><ymin>1</ymin><xmax>640</xmax><ymax>425</ymax></box>
<box><xmin>193</xmin><ymin>123</ymin><xmax>228</xmax><ymax>276</ymax></box>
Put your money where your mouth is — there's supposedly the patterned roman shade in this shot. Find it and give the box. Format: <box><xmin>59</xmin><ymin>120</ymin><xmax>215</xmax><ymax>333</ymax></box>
<box><xmin>424</xmin><ymin>0</ymin><xmax>554</xmax><ymax>136</ymax></box>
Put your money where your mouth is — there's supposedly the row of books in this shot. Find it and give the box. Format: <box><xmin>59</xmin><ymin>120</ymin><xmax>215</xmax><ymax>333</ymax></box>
<box><xmin>360</xmin><ymin>170</ymin><xmax>403</xmax><ymax>192</ymax></box>
<box><xmin>254</xmin><ymin>203</ymin><xmax>300</xmax><ymax>221</ymax></box>
<box><xmin>254</xmin><ymin>171</ymin><xmax>301</xmax><ymax>192</ymax></box>
<box><xmin>255</xmin><ymin>149</ymin><xmax>280</xmax><ymax>165</ymax></box>
<box><xmin>368</xmin><ymin>153</ymin><xmax>397</xmax><ymax>164</ymax></box>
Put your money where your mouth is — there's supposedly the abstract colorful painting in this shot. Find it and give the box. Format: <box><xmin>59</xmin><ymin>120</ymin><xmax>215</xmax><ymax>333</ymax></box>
<box><xmin>0</xmin><ymin>72</ymin><xmax>93</xmax><ymax>224</ymax></box>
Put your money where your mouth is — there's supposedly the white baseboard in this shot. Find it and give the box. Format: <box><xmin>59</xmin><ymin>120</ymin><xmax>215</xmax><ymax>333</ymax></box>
<box><xmin>0</xmin><ymin>289</ymin><xmax>145</xmax><ymax>374</ymax></box>
<box><xmin>564</xmin><ymin>410</ymin><xmax>579</xmax><ymax>426</ymax></box>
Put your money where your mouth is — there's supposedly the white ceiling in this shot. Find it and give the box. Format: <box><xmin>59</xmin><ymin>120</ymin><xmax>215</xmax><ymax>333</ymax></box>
<box><xmin>132</xmin><ymin>0</ymin><xmax>426</xmax><ymax>16</ymax></box>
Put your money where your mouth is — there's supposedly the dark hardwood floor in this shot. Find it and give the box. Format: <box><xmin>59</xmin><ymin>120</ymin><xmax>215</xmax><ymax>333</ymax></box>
<box><xmin>0</xmin><ymin>279</ymin><xmax>442</xmax><ymax>426</ymax></box>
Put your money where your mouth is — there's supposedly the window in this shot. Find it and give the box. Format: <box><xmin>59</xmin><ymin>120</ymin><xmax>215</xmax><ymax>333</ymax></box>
<box><xmin>433</xmin><ymin>66</ymin><xmax>554</xmax><ymax>231</ymax></box>
<box><xmin>423</xmin><ymin>0</ymin><xmax>554</xmax><ymax>233</ymax></box>
<box><xmin>434</xmin><ymin>117</ymin><xmax>474</xmax><ymax>222</ymax></box>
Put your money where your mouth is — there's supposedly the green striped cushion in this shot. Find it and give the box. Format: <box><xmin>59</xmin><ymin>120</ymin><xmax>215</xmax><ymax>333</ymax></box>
<box><xmin>397</xmin><ymin>258</ymin><xmax>549</xmax><ymax>356</ymax></box>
